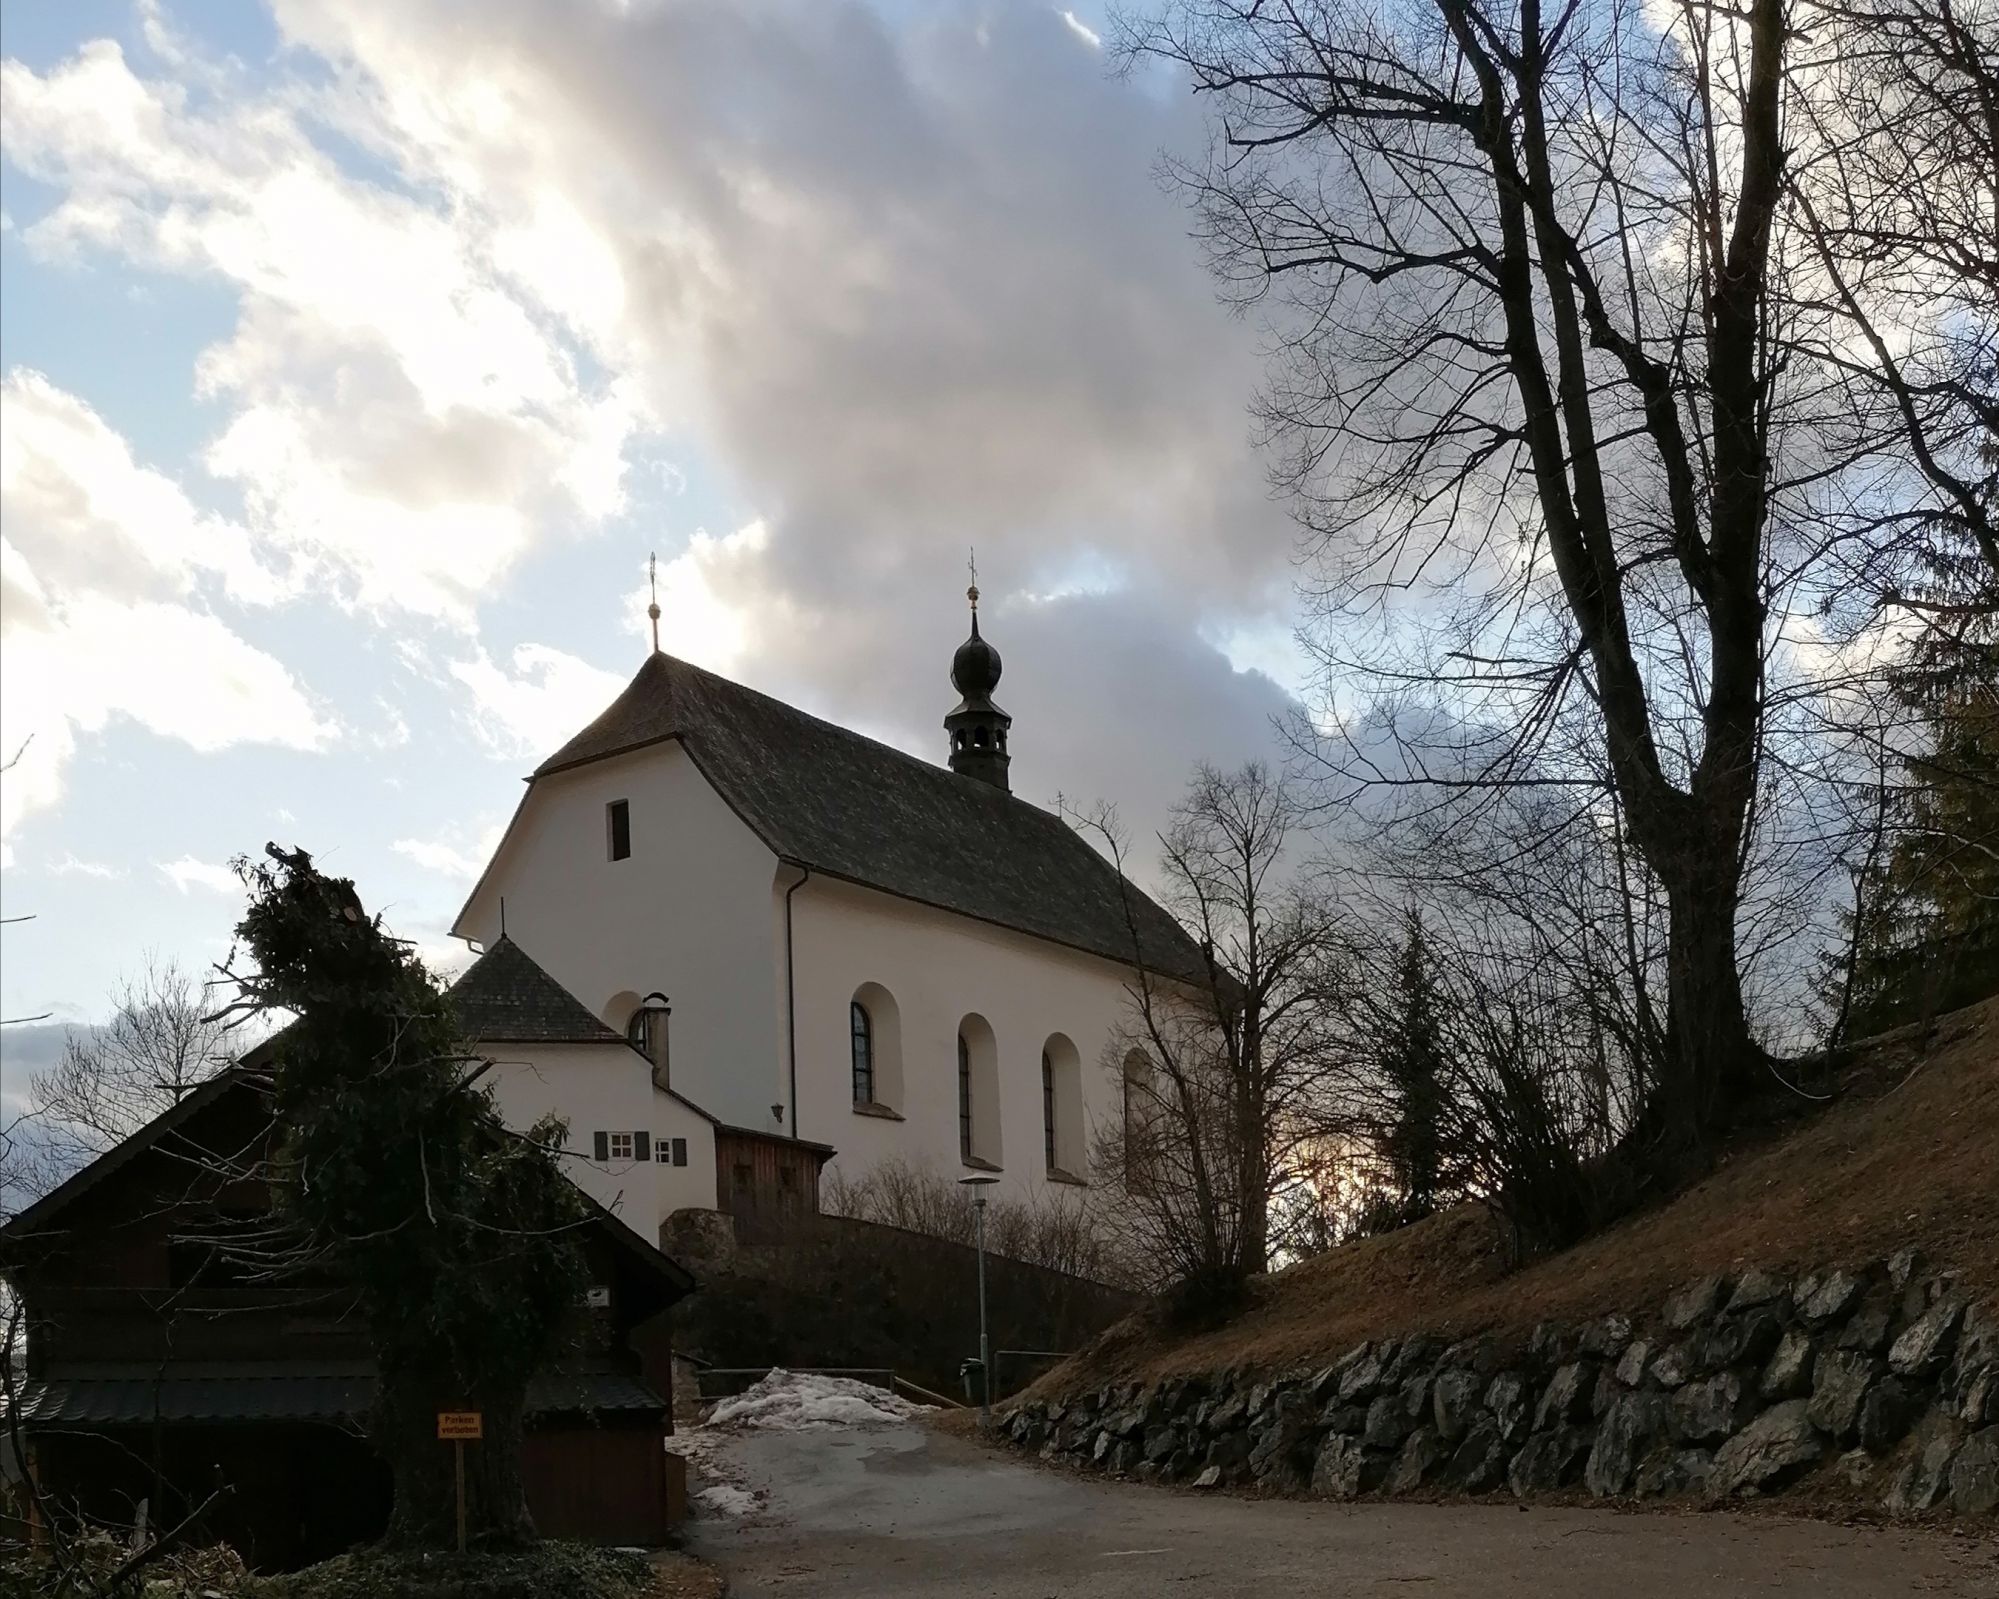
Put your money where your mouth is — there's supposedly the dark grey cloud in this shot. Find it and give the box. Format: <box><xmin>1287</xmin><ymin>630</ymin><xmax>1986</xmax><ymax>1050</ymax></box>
<box><xmin>280</xmin><ymin>0</ymin><xmax>1309</xmax><ymax>837</ymax></box>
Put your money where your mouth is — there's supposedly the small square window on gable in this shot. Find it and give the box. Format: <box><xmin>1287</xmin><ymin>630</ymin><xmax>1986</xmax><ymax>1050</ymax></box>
<box><xmin>607</xmin><ymin>799</ymin><xmax>632</xmax><ymax>861</ymax></box>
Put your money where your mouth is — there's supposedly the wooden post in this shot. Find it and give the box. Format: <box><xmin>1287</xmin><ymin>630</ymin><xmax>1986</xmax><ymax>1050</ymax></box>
<box><xmin>437</xmin><ymin>1411</ymin><xmax>482</xmax><ymax>1555</ymax></box>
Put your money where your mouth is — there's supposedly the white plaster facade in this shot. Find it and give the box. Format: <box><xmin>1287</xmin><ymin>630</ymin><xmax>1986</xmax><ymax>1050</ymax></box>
<box><xmin>785</xmin><ymin>875</ymin><xmax>1121</xmax><ymax>1189</ymax></box>
<box><xmin>458</xmin><ymin>742</ymin><xmax>783</xmax><ymax>1130</ymax></box>
<box><xmin>478</xmin><ymin>1039</ymin><xmax>719</xmax><ymax>1236</ymax></box>
<box><xmin>450</xmin><ymin>658</ymin><xmax>1186</xmax><ymax>1236</ymax></box>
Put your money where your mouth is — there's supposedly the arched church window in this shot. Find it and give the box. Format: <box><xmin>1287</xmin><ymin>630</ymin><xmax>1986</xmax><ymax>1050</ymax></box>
<box><xmin>957</xmin><ymin>1015</ymin><xmax>1001</xmax><ymax>1169</ymax></box>
<box><xmin>958</xmin><ymin>1033</ymin><xmax>974</xmax><ymax>1162</ymax></box>
<box><xmin>1041</xmin><ymin>1034</ymin><xmax>1083</xmax><ymax>1179</ymax></box>
<box><xmin>849</xmin><ymin>983</ymin><xmax>903</xmax><ymax>1114</ymax></box>
<box><xmin>1122</xmin><ymin>1050</ymin><xmax>1151</xmax><ymax>1178</ymax></box>
<box><xmin>1042</xmin><ymin>1049</ymin><xmax>1056</xmax><ymax>1170</ymax></box>
<box><xmin>851</xmin><ymin>1001</ymin><xmax>874</xmax><ymax>1106</ymax></box>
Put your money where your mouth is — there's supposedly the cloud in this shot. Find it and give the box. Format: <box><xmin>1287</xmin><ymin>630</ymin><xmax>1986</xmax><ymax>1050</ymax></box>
<box><xmin>629</xmin><ymin>521</ymin><xmax>804</xmax><ymax>678</ymax></box>
<box><xmin>1059</xmin><ymin>10</ymin><xmax>1104</xmax><ymax>49</ymax></box>
<box><xmin>411</xmin><ymin>932</ymin><xmax>475</xmax><ymax>982</ymax></box>
<box><xmin>44</xmin><ymin>853</ymin><xmax>125</xmax><ymax>880</ymax></box>
<box><xmin>252</xmin><ymin>0</ymin><xmax>1304</xmax><ymax>776</ymax></box>
<box><xmin>4</xmin><ymin>4</ymin><xmax>1313</xmax><ymax>919</ymax></box>
<box><xmin>392</xmin><ymin>820</ymin><xmax>506</xmax><ymax>882</ymax></box>
<box><xmin>1</xmin><ymin>377</ymin><xmax>335</xmax><ymax>848</ymax></box>
<box><xmin>0</xmin><ymin>37</ymin><xmax>648</xmax><ymax>627</ymax></box>
<box><xmin>449</xmin><ymin>643</ymin><xmax>628</xmax><ymax>763</ymax></box>
<box><xmin>157</xmin><ymin>855</ymin><xmax>240</xmax><ymax>895</ymax></box>
<box><xmin>0</xmin><ymin>370</ymin><xmax>282</xmax><ymax>608</ymax></box>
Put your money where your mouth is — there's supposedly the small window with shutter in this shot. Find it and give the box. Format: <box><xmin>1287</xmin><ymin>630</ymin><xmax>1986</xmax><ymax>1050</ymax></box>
<box><xmin>608</xmin><ymin>1132</ymin><xmax>635</xmax><ymax>1162</ymax></box>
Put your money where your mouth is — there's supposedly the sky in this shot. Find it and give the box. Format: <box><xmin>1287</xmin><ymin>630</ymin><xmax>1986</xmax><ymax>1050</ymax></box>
<box><xmin>0</xmin><ymin>0</ymin><xmax>1312</xmax><ymax>1068</ymax></box>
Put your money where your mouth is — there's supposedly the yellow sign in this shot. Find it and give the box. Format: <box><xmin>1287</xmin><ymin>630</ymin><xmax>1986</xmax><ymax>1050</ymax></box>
<box><xmin>437</xmin><ymin>1412</ymin><xmax>483</xmax><ymax>1441</ymax></box>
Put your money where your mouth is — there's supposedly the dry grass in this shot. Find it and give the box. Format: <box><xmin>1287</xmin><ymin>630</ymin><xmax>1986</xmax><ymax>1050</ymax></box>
<box><xmin>649</xmin><ymin>1550</ymin><xmax>726</xmax><ymax>1599</ymax></box>
<box><xmin>1040</xmin><ymin>997</ymin><xmax>1999</xmax><ymax>1394</ymax></box>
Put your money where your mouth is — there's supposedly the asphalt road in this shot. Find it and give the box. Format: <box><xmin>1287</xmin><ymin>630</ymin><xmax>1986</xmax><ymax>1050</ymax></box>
<box><xmin>686</xmin><ymin>1422</ymin><xmax>1998</xmax><ymax>1597</ymax></box>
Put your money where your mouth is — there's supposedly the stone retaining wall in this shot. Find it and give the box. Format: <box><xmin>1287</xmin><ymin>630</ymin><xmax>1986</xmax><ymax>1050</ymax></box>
<box><xmin>1001</xmin><ymin>1251</ymin><xmax>1997</xmax><ymax>1519</ymax></box>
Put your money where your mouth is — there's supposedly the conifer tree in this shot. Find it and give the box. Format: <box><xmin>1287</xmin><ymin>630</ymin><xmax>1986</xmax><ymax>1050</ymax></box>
<box><xmin>1380</xmin><ymin>911</ymin><xmax>1449</xmax><ymax>1221</ymax></box>
<box><xmin>227</xmin><ymin>845</ymin><xmax>586</xmax><ymax>1548</ymax></box>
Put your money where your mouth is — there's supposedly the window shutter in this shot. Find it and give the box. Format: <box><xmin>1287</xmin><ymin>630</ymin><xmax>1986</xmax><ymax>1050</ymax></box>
<box><xmin>671</xmin><ymin>1138</ymin><xmax>688</xmax><ymax>1167</ymax></box>
<box><xmin>634</xmin><ymin>1131</ymin><xmax>652</xmax><ymax>1164</ymax></box>
<box><xmin>593</xmin><ymin>1131</ymin><xmax>609</xmax><ymax>1162</ymax></box>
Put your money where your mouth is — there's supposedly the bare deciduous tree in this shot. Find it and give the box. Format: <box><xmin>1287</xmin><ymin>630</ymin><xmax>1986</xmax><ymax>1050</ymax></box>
<box><xmin>1119</xmin><ymin>0</ymin><xmax>1988</xmax><ymax>1172</ymax></box>
<box><xmin>1074</xmin><ymin>763</ymin><xmax>1340</xmax><ymax>1293</ymax></box>
<box><xmin>821</xmin><ymin>1156</ymin><xmax>1139</xmax><ymax>1286</ymax></box>
<box><xmin>1790</xmin><ymin>0</ymin><xmax>1999</xmax><ymax>604</ymax></box>
<box><xmin>23</xmin><ymin>960</ymin><xmax>234</xmax><ymax>1192</ymax></box>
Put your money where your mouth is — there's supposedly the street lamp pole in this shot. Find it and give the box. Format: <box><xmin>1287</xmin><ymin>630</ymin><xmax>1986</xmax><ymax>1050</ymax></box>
<box><xmin>960</xmin><ymin>1174</ymin><xmax>999</xmax><ymax>1430</ymax></box>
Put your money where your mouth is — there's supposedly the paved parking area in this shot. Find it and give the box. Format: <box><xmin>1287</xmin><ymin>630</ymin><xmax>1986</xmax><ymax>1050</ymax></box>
<box><xmin>685</xmin><ymin>1421</ymin><xmax>1996</xmax><ymax>1596</ymax></box>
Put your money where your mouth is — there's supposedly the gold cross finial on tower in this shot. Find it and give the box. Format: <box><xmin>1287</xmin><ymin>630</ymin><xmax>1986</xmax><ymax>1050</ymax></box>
<box><xmin>647</xmin><ymin>553</ymin><xmax>662</xmax><ymax>654</ymax></box>
<box><xmin>966</xmin><ymin>546</ymin><xmax>979</xmax><ymax>611</ymax></box>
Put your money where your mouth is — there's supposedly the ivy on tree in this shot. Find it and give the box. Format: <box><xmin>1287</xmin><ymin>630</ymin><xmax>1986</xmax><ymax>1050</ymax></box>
<box><xmin>226</xmin><ymin>844</ymin><xmax>587</xmax><ymax>1549</ymax></box>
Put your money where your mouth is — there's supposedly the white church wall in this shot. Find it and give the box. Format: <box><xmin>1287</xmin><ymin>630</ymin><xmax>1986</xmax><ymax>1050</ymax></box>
<box><xmin>479</xmin><ymin>1039</ymin><xmax>718</xmax><ymax>1240</ymax></box>
<box><xmin>786</xmin><ymin>874</ymin><xmax>1141</xmax><ymax>1209</ymax></box>
<box><xmin>454</xmin><ymin>741</ymin><xmax>784</xmax><ymax>1132</ymax></box>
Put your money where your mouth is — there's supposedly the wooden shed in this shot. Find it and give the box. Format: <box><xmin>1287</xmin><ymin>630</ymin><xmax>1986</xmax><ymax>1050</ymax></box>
<box><xmin>0</xmin><ymin>1069</ymin><xmax>696</xmax><ymax>1569</ymax></box>
<box><xmin>714</xmin><ymin>1124</ymin><xmax>834</xmax><ymax>1243</ymax></box>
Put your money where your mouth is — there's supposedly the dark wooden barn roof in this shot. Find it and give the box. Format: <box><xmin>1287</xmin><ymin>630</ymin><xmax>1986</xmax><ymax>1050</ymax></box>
<box><xmin>0</xmin><ymin>1067</ymin><xmax>695</xmax><ymax>1301</ymax></box>
<box><xmin>529</xmin><ymin>651</ymin><xmax>1208</xmax><ymax>985</ymax></box>
<box><xmin>6</xmin><ymin>1366</ymin><xmax>665</xmax><ymax>1426</ymax></box>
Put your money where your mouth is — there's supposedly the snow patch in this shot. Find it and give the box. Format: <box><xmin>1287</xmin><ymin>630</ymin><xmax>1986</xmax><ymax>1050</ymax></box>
<box><xmin>693</xmin><ymin>1483</ymin><xmax>760</xmax><ymax>1518</ymax></box>
<box><xmin>702</xmin><ymin>1368</ymin><xmax>930</xmax><ymax>1431</ymax></box>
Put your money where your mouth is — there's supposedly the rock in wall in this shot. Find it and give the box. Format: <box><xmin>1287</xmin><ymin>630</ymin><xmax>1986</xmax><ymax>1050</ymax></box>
<box><xmin>1001</xmin><ymin>1251</ymin><xmax>1997</xmax><ymax>1520</ymax></box>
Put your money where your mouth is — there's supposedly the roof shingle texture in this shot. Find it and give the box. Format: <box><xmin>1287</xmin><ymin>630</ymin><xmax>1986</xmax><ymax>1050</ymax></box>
<box><xmin>534</xmin><ymin>652</ymin><xmax>1207</xmax><ymax>984</ymax></box>
<box><xmin>449</xmin><ymin>936</ymin><xmax>624</xmax><ymax>1043</ymax></box>
<box><xmin>5</xmin><ymin>1367</ymin><xmax>663</xmax><ymax>1425</ymax></box>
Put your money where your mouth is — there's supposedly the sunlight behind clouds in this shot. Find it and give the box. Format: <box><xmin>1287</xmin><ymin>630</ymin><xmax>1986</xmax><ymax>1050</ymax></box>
<box><xmin>156</xmin><ymin>855</ymin><xmax>244</xmax><ymax>894</ymax></box>
<box><xmin>1</xmin><ymin>35</ymin><xmax>650</xmax><ymax>627</ymax></box>
<box><xmin>0</xmin><ymin>371</ymin><xmax>332</xmax><ymax>850</ymax></box>
<box><xmin>0</xmin><ymin>0</ymin><xmax>1310</xmax><ymax>1022</ymax></box>
<box><xmin>448</xmin><ymin>643</ymin><xmax>629</xmax><ymax>763</ymax></box>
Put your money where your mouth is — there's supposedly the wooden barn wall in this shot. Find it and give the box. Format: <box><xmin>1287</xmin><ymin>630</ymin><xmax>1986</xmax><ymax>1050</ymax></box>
<box><xmin>713</xmin><ymin>1131</ymin><xmax>820</xmax><ymax>1243</ymax></box>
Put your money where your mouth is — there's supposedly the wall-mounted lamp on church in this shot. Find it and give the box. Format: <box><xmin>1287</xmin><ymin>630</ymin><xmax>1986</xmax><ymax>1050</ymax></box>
<box><xmin>627</xmin><ymin>991</ymin><xmax>671</xmax><ymax>1090</ymax></box>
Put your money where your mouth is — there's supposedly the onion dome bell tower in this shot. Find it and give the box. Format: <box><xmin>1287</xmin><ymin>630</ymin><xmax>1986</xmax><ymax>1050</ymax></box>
<box><xmin>945</xmin><ymin>581</ymin><xmax>1011</xmax><ymax>791</ymax></box>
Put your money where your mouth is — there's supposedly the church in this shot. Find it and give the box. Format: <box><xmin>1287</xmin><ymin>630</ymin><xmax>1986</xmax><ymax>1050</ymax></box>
<box><xmin>445</xmin><ymin>584</ymin><xmax>1208</xmax><ymax>1246</ymax></box>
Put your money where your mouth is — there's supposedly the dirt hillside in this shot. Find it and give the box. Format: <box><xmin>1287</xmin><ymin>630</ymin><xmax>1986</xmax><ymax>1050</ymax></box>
<box><xmin>1043</xmin><ymin>997</ymin><xmax>1998</xmax><ymax>1394</ymax></box>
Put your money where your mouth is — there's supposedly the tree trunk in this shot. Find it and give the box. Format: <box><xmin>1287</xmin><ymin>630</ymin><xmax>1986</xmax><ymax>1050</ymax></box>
<box><xmin>378</xmin><ymin>1374</ymin><xmax>536</xmax><ymax>1550</ymax></box>
<box><xmin>1651</xmin><ymin>835</ymin><xmax>1759</xmax><ymax>1167</ymax></box>
<box><xmin>1233</xmin><ymin>1018</ymin><xmax>1270</xmax><ymax>1277</ymax></box>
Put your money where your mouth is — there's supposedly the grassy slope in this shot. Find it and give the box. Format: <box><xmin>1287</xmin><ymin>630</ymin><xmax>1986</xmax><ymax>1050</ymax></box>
<box><xmin>1042</xmin><ymin>997</ymin><xmax>1998</xmax><ymax>1395</ymax></box>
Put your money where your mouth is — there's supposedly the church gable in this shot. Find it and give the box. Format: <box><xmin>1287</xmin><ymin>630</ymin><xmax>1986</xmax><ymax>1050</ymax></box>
<box><xmin>531</xmin><ymin>648</ymin><xmax>1206</xmax><ymax>983</ymax></box>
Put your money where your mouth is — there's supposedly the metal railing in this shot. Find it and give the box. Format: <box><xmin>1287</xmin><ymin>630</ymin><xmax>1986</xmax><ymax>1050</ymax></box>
<box><xmin>689</xmin><ymin>1363</ymin><xmax>965</xmax><ymax>1409</ymax></box>
<box><xmin>992</xmin><ymin>1349</ymin><xmax>1074</xmax><ymax>1394</ymax></box>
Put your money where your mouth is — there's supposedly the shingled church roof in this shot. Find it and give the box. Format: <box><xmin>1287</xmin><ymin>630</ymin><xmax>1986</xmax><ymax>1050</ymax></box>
<box><xmin>448</xmin><ymin>935</ymin><xmax>625</xmax><ymax>1044</ymax></box>
<box><xmin>529</xmin><ymin>651</ymin><xmax>1208</xmax><ymax>985</ymax></box>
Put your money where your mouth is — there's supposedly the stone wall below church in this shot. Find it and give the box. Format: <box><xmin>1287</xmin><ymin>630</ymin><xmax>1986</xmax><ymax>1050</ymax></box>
<box><xmin>1001</xmin><ymin>1254</ymin><xmax>1997</xmax><ymax>1520</ymax></box>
